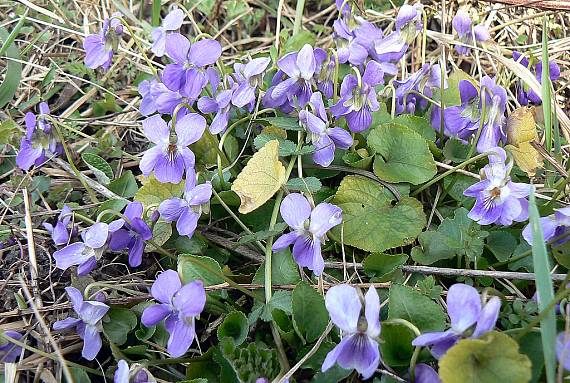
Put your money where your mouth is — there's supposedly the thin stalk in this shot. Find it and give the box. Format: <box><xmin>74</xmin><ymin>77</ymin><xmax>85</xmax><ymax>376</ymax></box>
<box><xmin>151</xmin><ymin>0</ymin><xmax>161</xmax><ymax>27</ymax></box>
<box><xmin>118</xmin><ymin>17</ymin><xmax>158</xmax><ymax>77</ymax></box>
<box><xmin>292</xmin><ymin>0</ymin><xmax>306</xmax><ymax>36</ymax></box>
<box><xmin>541</xmin><ymin>16</ymin><xmax>552</xmax><ymax>153</ymax></box>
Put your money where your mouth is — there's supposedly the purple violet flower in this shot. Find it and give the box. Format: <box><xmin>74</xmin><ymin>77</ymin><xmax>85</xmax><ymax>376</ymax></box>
<box><xmin>43</xmin><ymin>205</ymin><xmax>73</xmax><ymax>246</ymax></box>
<box><xmin>162</xmin><ymin>33</ymin><xmax>222</xmax><ymax>99</ymax></box>
<box><xmin>452</xmin><ymin>10</ymin><xmax>490</xmax><ymax>56</ymax></box>
<box><xmin>265</xmin><ymin>44</ymin><xmax>318</xmax><ymax>109</ymax></box>
<box><xmin>394</xmin><ymin>63</ymin><xmax>440</xmax><ymax>115</ymax></box>
<box><xmin>272</xmin><ymin>193</ymin><xmax>342</xmax><ymax>276</ymax></box>
<box><xmin>53</xmin><ymin>222</ymin><xmax>109</xmax><ymax>276</ymax></box>
<box><xmin>412</xmin><ymin>283</ymin><xmax>501</xmax><ymax>359</ymax></box>
<box><xmin>299</xmin><ymin>92</ymin><xmax>353</xmax><ymax>167</ymax></box>
<box><xmin>108</xmin><ymin>201</ymin><xmax>152</xmax><ymax>267</ymax></box>
<box><xmin>141</xmin><ymin>270</ymin><xmax>206</xmax><ymax>357</ymax></box>
<box><xmin>313</xmin><ymin>48</ymin><xmax>336</xmax><ymax>99</ymax></box>
<box><xmin>330</xmin><ymin>61</ymin><xmax>384</xmax><ymax>132</ymax></box>
<box><xmin>0</xmin><ymin>331</ymin><xmax>23</xmax><ymax>363</ymax></box>
<box><xmin>53</xmin><ymin>287</ymin><xmax>109</xmax><ymax>360</ymax></box>
<box><xmin>115</xmin><ymin>360</ymin><xmax>155</xmax><ymax>383</ymax></box>
<box><xmin>513</xmin><ymin>50</ymin><xmax>561</xmax><ymax>105</ymax></box>
<box><xmin>84</xmin><ymin>12</ymin><xmax>123</xmax><ymax>70</ymax></box>
<box><xmin>463</xmin><ymin>147</ymin><xmax>530</xmax><ymax>226</ymax></box>
<box><xmin>232</xmin><ymin>57</ymin><xmax>271</xmax><ymax>108</ymax></box>
<box><xmin>322</xmin><ymin>284</ymin><xmax>382</xmax><ymax>379</ymax></box>
<box><xmin>140</xmin><ymin>113</ymin><xmax>206</xmax><ymax>184</ymax></box>
<box><xmin>197</xmin><ymin>73</ymin><xmax>233</xmax><ymax>134</ymax></box>
<box><xmin>557</xmin><ymin>332</ymin><xmax>570</xmax><ymax>371</ymax></box>
<box><xmin>395</xmin><ymin>3</ymin><xmax>424</xmax><ymax>44</ymax></box>
<box><xmin>16</xmin><ymin>102</ymin><xmax>61</xmax><ymax>171</ymax></box>
<box><xmin>413</xmin><ymin>364</ymin><xmax>441</xmax><ymax>383</ymax></box>
<box><xmin>522</xmin><ymin>206</ymin><xmax>570</xmax><ymax>246</ymax></box>
<box><xmin>158</xmin><ymin>176</ymin><xmax>212</xmax><ymax>239</ymax></box>
<box><xmin>333</xmin><ymin>17</ymin><xmax>374</xmax><ymax>66</ymax></box>
<box><xmin>151</xmin><ymin>9</ymin><xmax>184</xmax><ymax>57</ymax></box>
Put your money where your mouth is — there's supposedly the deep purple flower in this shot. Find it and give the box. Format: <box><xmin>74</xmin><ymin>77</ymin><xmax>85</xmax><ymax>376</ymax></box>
<box><xmin>272</xmin><ymin>193</ymin><xmax>342</xmax><ymax>276</ymax></box>
<box><xmin>522</xmin><ymin>206</ymin><xmax>570</xmax><ymax>245</ymax></box>
<box><xmin>412</xmin><ymin>283</ymin><xmax>501</xmax><ymax>359</ymax></box>
<box><xmin>84</xmin><ymin>12</ymin><xmax>123</xmax><ymax>70</ymax></box>
<box><xmin>53</xmin><ymin>287</ymin><xmax>109</xmax><ymax>360</ymax></box>
<box><xmin>322</xmin><ymin>285</ymin><xmax>381</xmax><ymax>379</ymax></box>
<box><xmin>108</xmin><ymin>202</ymin><xmax>152</xmax><ymax>267</ymax></box>
<box><xmin>333</xmin><ymin>17</ymin><xmax>375</xmax><ymax>66</ymax></box>
<box><xmin>198</xmin><ymin>77</ymin><xmax>233</xmax><ymax>134</ymax></box>
<box><xmin>330</xmin><ymin>61</ymin><xmax>384</xmax><ymax>132</ymax></box>
<box><xmin>557</xmin><ymin>332</ymin><xmax>570</xmax><ymax>371</ymax></box>
<box><xmin>0</xmin><ymin>331</ymin><xmax>23</xmax><ymax>362</ymax></box>
<box><xmin>265</xmin><ymin>44</ymin><xmax>318</xmax><ymax>109</ymax></box>
<box><xmin>162</xmin><ymin>33</ymin><xmax>221</xmax><ymax>99</ymax></box>
<box><xmin>158</xmin><ymin>177</ymin><xmax>212</xmax><ymax>239</ymax></box>
<box><xmin>431</xmin><ymin>79</ymin><xmax>480</xmax><ymax>140</ymax></box>
<box><xmin>232</xmin><ymin>57</ymin><xmax>271</xmax><ymax>108</ymax></box>
<box><xmin>299</xmin><ymin>92</ymin><xmax>352</xmax><ymax>167</ymax></box>
<box><xmin>53</xmin><ymin>222</ymin><xmax>108</xmax><ymax>276</ymax></box>
<box><xmin>464</xmin><ymin>147</ymin><xmax>529</xmax><ymax>226</ymax></box>
<box><xmin>138</xmin><ymin>77</ymin><xmax>191</xmax><ymax>117</ymax></box>
<box><xmin>43</xmin><ymin>205</ymin><xmax>73</xmax><ymax>246</ymax></box>
<box><xmin>115</xmin><ymin>360</ymin><xmax>155</xmax><ymax>383</ymax></box>
<box><xmin>140</xmin><ymin>113</ymin><xmax>205</xmax><ymax>184</ymax></box>
<box><xmin>151</xmin><ymin>9</ymin><xmax>184</xmax><ymax>57</ymax></box>
<box><xmin>141</xmin><ymin>270</ymin><xmax>206</xmax><ymax>357</ymax></box>
<box><xmin>16</xmin><ymin>102</ymin><xmax>61</xmax><ymax>171</ymax></box>
<box><xmin>452</xmin><ymin>10</ymin><xmax>490</xmax><ymax>56</ymax></box>
<box><xmin>413</xmin><ymin>364</ymin><xmax>441</xmax><ymax>383</ymax></box>
<box><xmin>513</xmin><ymin>50</ymin><xmax>561</xmax><ymax>105</ymax></box>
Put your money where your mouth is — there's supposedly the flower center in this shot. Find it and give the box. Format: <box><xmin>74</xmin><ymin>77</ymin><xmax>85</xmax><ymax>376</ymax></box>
<box><xmin>167</xmin><ymin>144</ymin><xmax>178</xmax><ymax>162</ymax></box>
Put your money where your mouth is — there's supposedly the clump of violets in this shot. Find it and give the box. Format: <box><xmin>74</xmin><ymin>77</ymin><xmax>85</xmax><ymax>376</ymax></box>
<box><xmin>452</xmin><ymin>10</ymin><xmax>490</xmax><ymax>56</ymax></box>
<box><xmin>463</xmin><ymin>147</ymin><xmax>530</xmax><ymax>226</ymax></box>
<box><xmin>0</xmin><ymin>331</ymin><xmax>23</xmax><ymax>362</ymax></box>
<box><xmin>16</xmin><ymin>102</ymin><xmax>61</xmax><ymax>171</ymax></box>
<box><xmin>162</xmin><ymin>33</ymin><xmax>222</xmax><ymax>99</ymax></box>
<box><xmin>322</xmin><ymin>284</ymin><xmax>382</xmax><ymax>379</ymax></box>
<box><xmin>412</xmin><ymin>283</ymin><xmax>501</xmax><ymax>359</ymax></box>
<box><xmin>151</xmin><ymin>8</ymin><xmax>184</xmax><ymax>57</ymax></box>
<box><xmin>299</xmin><ymin>92</ymin><xmax>353</xmax><ymax>167</ymax></box>
<box><xmin>115</xmin><ymin>360</ymin><xmax>156</xmax><ymax>383</ymax></box>
<box><xmin>522</xmin><ymin>207</ymin><xmax>570</xmax><ymax>245</ymax></box>
<box><xmin>158</xmin><ymin>175</ymin><xmax>212</xmax><ymax>239</ymax></box>
<box><xmin>273</xmin><ymin>193</ymin><xmax>342</xmax><ymax>276</ymax></box>
<box><xmin>84</xmin><ymin>12</ymin><xmax>123</xmax><ymax>70</ymax></box>
<box><xmin>140</xmin><ymin>113</ymin><xmax>206</xmax><ymax>184</ymax></box>
<box><xmin>53</xmin><ymin>222</ymin><xmax>109</xmax><ymax>276</ymax></box>
<box><xmin>43</xmin><ymin>205</ymin><xmax>73</xmax><ymax>246</ymax></box>
<box><xmin>331</xmin><ymin>61</ymin><xmax>384</xmax><ymax>132</ymax></box>
<box><xmin>53</xmin><ymin>287</ymin><xmax>109</xmax><ymax>360</ymax></box>
<box><xmin>231</xmin><ymin>57</ymin><xmax>271</xmax><ymax>109</ymax></box>
<box><xmin>109</xmin><ymin>202</ymin><xmax>152</xmax><ymax>267</ymax></box>
<box><xmin>513</xmin><ymin>50</ymin><xmax>561</xmax><ymax>105</ymax></box>
<box><xmin>141</xmin><ymin>270</ymin><xmax>206</xmax><ymax>357</ymax></box>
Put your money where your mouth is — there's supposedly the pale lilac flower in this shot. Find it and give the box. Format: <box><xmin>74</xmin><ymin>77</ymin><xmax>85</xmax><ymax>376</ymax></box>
<box><xmin>314</xmin><ymin>49</ymin><xmax>336</xmax><ymax>99</ymax></box>
<box><xmin>162</xmin><ymin>33</ymin><xmax>221</xmax><ymax>99</ymax></box>
<box><xmin>272</xmin><ymin>193</ymin><xmax>342</xmax><ymax>276</ymax></box>
<box><xmin>158</xmin><ymin>177</ymin><xmax>212</xmax><ymax>239</ymax></box>
<box><xmin>43</xmin><ymin>205</ymin><xmax>73</xmax><ymax>246</ymax></box>
<box><xmin>115</xmin><ymin>360</ymin><xmax>155</xmax><ymax>383</ymax></box>
<box><xmin>330</xmin><ymin>61</ymin><xmax>384</xmax><ymax>132</ymax></box>
<box><xmin>431</xmin><ymin>79</ymin><xmax>480</xmax><ymax>140</ymax></box>
<box><xmin>232</xmin><ymin>57</ymin><xmax>271</xmax><ymax>108</ymax></box>
<box><xmin>84</xmin><ymin>12</ymin><xmax>123</xmax><ymax>70</ymax></box>
<box><xmin>151</xmin><ymin>9</ymin><xmax>184</xmax><ymax>57</ymax></box>
<box><xmin>394</xmin><ymin>64</ymin><xmax>440</xmax><ymax>115</ymax></box>
<box><xmin>299</xmin><ymin>92</ymin><xmax>352</xmax><ymax>167</ymax></box>
<box><xmin>53</xmin><ymin>222</ymin><xmax>109</xmax><ymax>276</ymax></box>
<box><xmin>0</xmin><ymin>331</ymin><xmax>23</xmax><ymax>363</ymax></box>
<box><xmin>513</xmin><ymin>50</ymin><xmax>561</xmax><ymax>105</ymax></box>
<box><xmin>322</xmin><ymin>285</ymin><xmax>381</xmax><ymax>379</ymax></box>
<box><xmin>412</xmin><ymin>283</ymin><xmax>501</xmax><ymax>359</ymax></box>
<box><xmin>557</xmin><ymin>332</ymin><xmax>570</xmax><ymax>371</ymax></box>
<box><xmin>53</xmin><ymin>287</ymin><xmax>109</xmax><ymax>360</ymax></box>
<box><xmin>333</xmin><ymin>17</ymin><xmax>374</xmax><ymax>66</ymax></box>
<box><xmin>139</xmin><ymin>113</ymin><xmax>206</xmax><ymax>184</ymax></box>
<box><xmin>395</xmin><ymin>3</ymin><xmax>424</xmax><ymax>43</ymax></box>
<box><xmin>413</xmin><ymin>364</ymin><xmax>441</xmax><ymax>383</ymax></box>
<box><xmin>16</xmin><ymin>102</ymin><xmax>61</xmax><ymax>171</ymax></box>
<box><xmin>464</xmin><ymin>147</ymin><xmax>529</xmax><ymax>226</ymax></box>
<box><xmin>522</xmin><ymin>207</ymin><xmax>570</xmax><ymax>245</ymax></box>
<box><xmin>197</xmin><ymin>76</ymin><xmax>233</xmax><ymax>134</ymax></box>
<box><xmin>141</xmin><ymin>270</ymin><xmax>206</xmax><ymax>357</ymax></box>
<box><xmin>108</xmin><ymin>202</ymin><xmax>152</xmax><ymax>267</ymax></box>
<box><xmin>265</xmin><ymin>44</ymin><xmax>318</xmax><ymax>108</ymax></box>
<box><xmin>452</xmin><ymin>10</ymin><xmax>490</xmax><ymax>56</ymax></box>
<box><xmin>476</xmin><ymin>76</ymin><xmax>507</xmax><ymax>153</ymax></box>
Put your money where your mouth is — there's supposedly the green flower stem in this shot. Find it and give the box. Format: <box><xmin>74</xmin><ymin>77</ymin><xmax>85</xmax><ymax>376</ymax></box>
<box><xmin>293</xmin><ymin>0</ymin><xmax>306</xmax><ymax>36</ymax></box>
<box><xmin>383</xmin><ymin>319</ymin><xmax>421</xmax><ymax>382</ymax></box>
<box><xmin>118</xmin><ymin>17</ymin><xmax>158</xmax><ymax>77</ymax></box>
<box><xmin>84</xmin><ymin>281</ymin><xmax>144</xmax><ymax>299</ymax></box>
<box><xmin>411</xmin><ymin>152</ymin><xmax>490</xmax><ymax>197</ymax></box>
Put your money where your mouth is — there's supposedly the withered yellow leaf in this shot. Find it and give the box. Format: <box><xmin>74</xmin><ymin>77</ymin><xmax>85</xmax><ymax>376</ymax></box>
<box><xmin>505</xmin><ymin>143</ymin><xmax>542</xmax><ymax>176</ymax></box>
<box><xmin>231</xmin><ymin>140</ymin><xmax>286</xmax><ymax>214</ymax></box>
<box><xmin>506</xmin><ymin>106</ymin><xmax>537</xmax><ymax>145</ymax></box>
<box><xmin>261</xmin><ymin>126</ymin><xmax>287</xmax><ymax>138</ymax></box>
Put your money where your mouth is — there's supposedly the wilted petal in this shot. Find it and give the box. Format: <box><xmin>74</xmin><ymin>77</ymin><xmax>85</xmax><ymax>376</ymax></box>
<box><xmin>447</xmin><ymin>283</ymin><xmax>481</xmax><ymax>333</ymax></box>
<box><xmin>325</xmin><ymin>284</ymin><xmax>361</xmax><ymax>333</ymax></box>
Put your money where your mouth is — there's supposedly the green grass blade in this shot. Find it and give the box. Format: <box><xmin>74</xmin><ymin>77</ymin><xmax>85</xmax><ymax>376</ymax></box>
<box><xmin>0</xmin><ymin>17</ymin><xmax>24</xmax><ymax>109</ymax></box>
<box><xmin>541</xmin><ymin>16</ymin><xmax>552</xmax><ymax>153</ymax></box>
<box><xmin>529</xmin><ymin>188</ymin><xmax>557</xmax><ymax>383</ymax></box>
<box><xmin>152</xmin><ymin>0</ymin><xmax>161</xmax><ymax>27</ymax></box>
